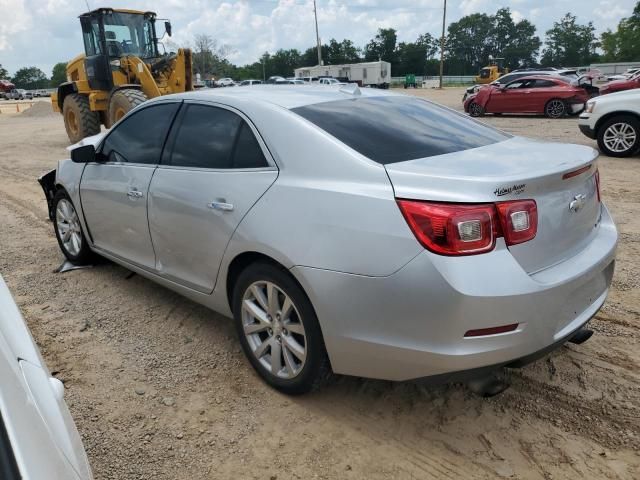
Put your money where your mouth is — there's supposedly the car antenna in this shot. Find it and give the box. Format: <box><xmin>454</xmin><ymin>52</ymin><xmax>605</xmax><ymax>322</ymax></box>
<box><xmin>339</xmin><ymin>83</ymin><xmax>361</xmax><ymax>96</ymax></box>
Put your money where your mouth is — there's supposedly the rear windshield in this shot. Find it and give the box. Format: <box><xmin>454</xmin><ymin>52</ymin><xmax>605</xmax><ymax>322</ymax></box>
<box><xmin>292</xmin><ymin>96</ymin><xmax>510</xmax><ymax>164</ymax></box>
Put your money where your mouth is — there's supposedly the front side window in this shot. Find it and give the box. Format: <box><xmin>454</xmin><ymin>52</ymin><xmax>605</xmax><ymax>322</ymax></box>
<box><xmin>100</xmin><ymin>103</ymin><xmax>179</xmax><ymax>164</ymax></box>
<box><xmin>169</xmin><ymin>104</ymin><xmax>268</xmax><ymax>169</ymax></box>
<box><xmin>292</xmin><ymin>96</ymin><xmax>510</xmax><ymax>164</ymax></box>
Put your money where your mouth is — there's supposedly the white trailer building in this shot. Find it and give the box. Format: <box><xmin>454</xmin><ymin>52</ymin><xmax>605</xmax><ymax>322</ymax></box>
<box><xmin>294</xmin><ymin>61</ymin><xmax>391</xmax><ymax>88</ymax></box>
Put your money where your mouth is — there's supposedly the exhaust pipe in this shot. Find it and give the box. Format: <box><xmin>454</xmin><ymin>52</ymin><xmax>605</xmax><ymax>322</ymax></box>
<box><xmin>569</xmin><ymin>327</ymin><xmax>593</xmax><ymax>345</ymax></box>
<box><xmin>467</xmin><ymin>371</ymin><xmax>510</xmax><ymax>397</ymax></box>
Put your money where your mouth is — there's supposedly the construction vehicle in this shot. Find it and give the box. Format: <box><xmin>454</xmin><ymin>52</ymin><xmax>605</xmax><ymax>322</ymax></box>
<box><xmin>52</xmin><ymin>7</ymin><xmax>193</xmax><ymax>143</ymax></box>
<box><xmin>474</xmin><ymin>57</ymin><xmax>509</xmax><ymax>84</ymax></box>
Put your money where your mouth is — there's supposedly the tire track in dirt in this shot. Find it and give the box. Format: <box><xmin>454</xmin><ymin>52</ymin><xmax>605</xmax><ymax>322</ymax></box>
<box><xmin>306</xmin><ymin>389</ymin><xmax>494</xmax><ymax>480</ymax></box>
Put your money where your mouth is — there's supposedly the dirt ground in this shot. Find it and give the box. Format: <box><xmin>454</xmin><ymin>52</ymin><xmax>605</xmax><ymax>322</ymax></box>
<box><xmin>0</xmin><ymin>90</ymin><xmax>638</xmax><ymax>480</ymax></box>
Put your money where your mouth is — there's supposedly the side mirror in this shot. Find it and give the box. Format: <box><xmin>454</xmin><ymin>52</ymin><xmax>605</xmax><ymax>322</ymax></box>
<box><xmin>71</xmin><ymin>144</ymin><xmax>96</xmax><ymax>163</ymax></box>
<box><xmin>165</xmin><ymin>21</ymin><xmax>172</xmax><ymax>37</ymax></box>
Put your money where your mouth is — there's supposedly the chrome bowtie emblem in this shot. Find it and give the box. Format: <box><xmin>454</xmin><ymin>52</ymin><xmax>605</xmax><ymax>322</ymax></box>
<box><xmin>569</xmin><ymin>194</ymin><xmax>587</xmax><ymax>212</ymax></box>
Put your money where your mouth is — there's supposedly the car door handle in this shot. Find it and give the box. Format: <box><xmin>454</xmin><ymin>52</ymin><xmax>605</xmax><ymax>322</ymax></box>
<box><xmin>127</xmin><ymin>190</ymin><xmax>144</xmax><ymax>199</ymax></box>
<box><xmin>208</xmin><ymin>201</ymin><xmax>234</xmax><ymax>212</ymax></box>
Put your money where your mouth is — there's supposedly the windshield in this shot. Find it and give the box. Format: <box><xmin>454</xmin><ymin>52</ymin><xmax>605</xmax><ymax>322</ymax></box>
<box><xmin>292</xmin><ymin>96</ymin><xmax>509</xmax><ymax>164</ymax></box>
<box><xmin>102</xmin><ymin>12</ymin><xmax>157</xmax><ymax>59</ymax></box>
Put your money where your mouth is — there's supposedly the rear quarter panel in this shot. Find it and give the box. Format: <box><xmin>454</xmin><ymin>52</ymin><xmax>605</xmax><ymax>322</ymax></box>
<box><xmin>219</xmin><ymin>105</ymin><xmax>422</xmax><ymax>277</ymax></box>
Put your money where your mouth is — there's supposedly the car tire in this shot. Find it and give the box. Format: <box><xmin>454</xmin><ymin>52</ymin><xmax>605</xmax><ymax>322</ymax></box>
<box><xmin>232</xmin><ymin>261</ymin><xmax>332</xmax><ymax>395</ymax></box>
<box><xmin>468</xmin><ymin>101</ymin><xmax>485</xmax><ymax>117</ymax></box>
<box><xmin>52</xmin><ymin>190</ymin><xmax>94</xmax><ymax>264</ymax></box>
<box><xmin>108</xmin><ymin>89</ymin><xmax>147</xmax><ymax>127</ymax></box>
<box><xmin>62</xmin><ymin>94</ymin><xmax>100</xmax><ymax>143</ymax></box>
<box><xmin>544</xmin><ymin>98</ymin><xmax>566</xmax><ymax>118</ymax></box>
<box><xmin>597</xmin><ymin>115</ymin><xmax>640</xmax><ymax>158</ymax></box>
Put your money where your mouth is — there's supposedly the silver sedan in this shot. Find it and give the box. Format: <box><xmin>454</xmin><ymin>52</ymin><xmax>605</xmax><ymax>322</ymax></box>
<box><xmin>0</xmin><ymin>275</ymin><xmax>93</xmax><ymax>479</ymax></box>
<box><xmin>40</xmin><ymin>85</ymin><xmax>617</xmax><ymax>394</ymax></box>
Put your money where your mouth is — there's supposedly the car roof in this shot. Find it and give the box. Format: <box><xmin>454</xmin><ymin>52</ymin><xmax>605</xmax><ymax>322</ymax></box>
<box><xmin>503</xmin><ymin>75</ymin><xmax>564</xmax><ymax>83</ymax></box>
<box><xmin>158</xmin><ymin>85</ymin><xmax>400</xmax><ymax>110</ymax></box>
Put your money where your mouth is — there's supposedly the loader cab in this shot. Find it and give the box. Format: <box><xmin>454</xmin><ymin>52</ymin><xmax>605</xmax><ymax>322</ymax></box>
<box><xmin>79</xmin><ymin>8</ymin><xmax>160</xmax><ymax>90</ymax></box>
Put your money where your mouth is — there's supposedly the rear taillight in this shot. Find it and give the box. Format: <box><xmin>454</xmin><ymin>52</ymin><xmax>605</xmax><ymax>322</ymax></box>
<box><xmin>595</xmin><ymin>169</ymin><xmax>601</xmax><ymax>202</ymax></box>
<box><xmin>397</xmin><ymin>201</ymin><xmax>497</xmax><ymax>255</ymax></box>
<box><xmin>397</xmin><ymin>199</ymin><xmax>538</xmax><ymax>256</ymax></box>
<box><xmin>495</xmin><ymin>200</ymin><xmax>538</xmax><ymax>245</ymax></box>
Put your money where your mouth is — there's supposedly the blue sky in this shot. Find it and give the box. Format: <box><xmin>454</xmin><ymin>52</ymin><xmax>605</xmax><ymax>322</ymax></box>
<box><xmin>0</xmin><ymin>0</ymin><xmax>637</xmax><ymax>76</ymax></box>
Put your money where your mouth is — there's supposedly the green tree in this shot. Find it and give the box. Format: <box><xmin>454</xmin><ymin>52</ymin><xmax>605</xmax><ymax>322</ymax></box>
<box><xmin>541</xmin><ymin>13</ymin><xmax>600</xmax><ymax>66</ymax></box>
<box><xmin>0</xmin><ymin>64</ymin><xmax>9</xmax><ymax>80</ymax></box>
<box><xmin>325</xmin><ymin>38</ymin><xmax>361</xmax><ymax>64</ymax></box>
<box><xmin>12</xmin><ymin>66</ymin><xmax>49</xmax><ymax>89</ymax></box>
<box><xmin>445</xmin><ymin>8</ymin><xmax>541</xmax><ymax>75</ymax></box>
<box><xmin>395</xmin><ymin>33</ymin><xmax>439</xmax><ymax>76</ymax></box>
<box><xmin>600</xmin><ymin>2</ymin><xmax>640</xmax><ymax>61</ymax></box>
<box><xmin>50</xmin><ymin>62</ymin><xmax>67</xmax><ymax>87</ymax></box>
<box><xmin>364</xmin><ymin>28</ymin><xmax>397</xmax><ymax>63</ymax></box>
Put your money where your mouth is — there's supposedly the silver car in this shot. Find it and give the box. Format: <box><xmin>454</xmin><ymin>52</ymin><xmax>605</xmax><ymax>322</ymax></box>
<box><xmin>0</xmin><ymin>276</ymin><xmax>93</xmax><ymax>479</ymax></box>
<box><xmin>39</xmin><ymin>86</ymin><xmax>617</xmax><ymax>395</ymax></box>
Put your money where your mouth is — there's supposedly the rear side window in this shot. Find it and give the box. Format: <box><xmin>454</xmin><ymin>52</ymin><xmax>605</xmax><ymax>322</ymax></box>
<box><xmin>100</xmin><ymin>103</ymin><xmax>179</xmax><ymax>164</ymax></box>
<box><xmin>292</xmin><ymin>96</ymin><xmax>509</xmax><ymax>164</ymax></box>
<box><xmin>533</xmin><ymin>79</ymin><xmax>556</xmax><ymax>87</ymax></box>
<box><xmin>169</xmin><ymin>104</ymin><xmax>268</xmax><ymax>169</ymax></box>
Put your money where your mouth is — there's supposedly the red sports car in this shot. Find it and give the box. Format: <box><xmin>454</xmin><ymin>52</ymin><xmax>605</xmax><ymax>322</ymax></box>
<box><xmin>464</xmin><ymin>75</ymin><xmax>589</xmax><ymax>118</ymax></box>
<box><xmin>599</xmin><ymin>71</ymin><xmax>640</xmax><ymax>95</ymax></box>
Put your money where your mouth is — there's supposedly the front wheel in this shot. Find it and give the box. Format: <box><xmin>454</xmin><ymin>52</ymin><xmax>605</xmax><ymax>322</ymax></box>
<box><xmin>468</xmin><ymin>101</ymin><xmax>485</xmax><ymax>117</ymax></box>
<box><xmin>232</xmin><ymin>262</ymin><xmax>332</xmax><ymax>395</ymax></box>
<box><xmin>544</xmin><ymin>99</ymin><xmax>566</xmax><ymax>118</ymax></box>
<box><xmin>597</xmin><ymin>115</ymin><xmax>640</xmax><ymax>157</ymax></box>
<box><xmin>62</xmin><ymin>94</ymin><xmax>100</xmax><ymax>143</ymax></box>
<box><xmin>53</xmin><ymin>190</ymin><xmax>94</xmax><ymax>264</ymax></box>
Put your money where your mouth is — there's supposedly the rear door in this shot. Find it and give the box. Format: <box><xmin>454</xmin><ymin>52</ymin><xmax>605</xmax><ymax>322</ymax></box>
<box><xmin>148</xmin><ymin>102</ymin><xmax>277</xmax><ymax>293</ymax></box>
<box><xmin>527</xmin><ymin>79</ymin><xmax>559</xmax><ymax>113</ymax></box>
<box><xmin>80</xmin><ymin>102</ymin><xmax>180</xmax><ymax>269</ymax></box>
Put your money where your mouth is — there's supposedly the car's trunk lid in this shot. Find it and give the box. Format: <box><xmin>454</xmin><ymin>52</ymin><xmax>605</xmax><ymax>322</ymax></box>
<box><xmin>385</xmin><ymin>136</ymin><xmax>601</xmax><ymax>273</ymax></box>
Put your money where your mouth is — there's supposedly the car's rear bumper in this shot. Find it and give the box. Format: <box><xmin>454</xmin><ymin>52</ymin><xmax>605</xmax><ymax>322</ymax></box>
<box><xmin>292</xmin><ymin>205</ymin><xmax>617</xmax><ymax>381</ymax></box>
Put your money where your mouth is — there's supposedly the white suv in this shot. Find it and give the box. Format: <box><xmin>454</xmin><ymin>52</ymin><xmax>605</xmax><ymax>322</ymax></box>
<box><xmin>578</xmin><ymin>89</ymin><xmax>640</xmax><ymax>157</ymax></box>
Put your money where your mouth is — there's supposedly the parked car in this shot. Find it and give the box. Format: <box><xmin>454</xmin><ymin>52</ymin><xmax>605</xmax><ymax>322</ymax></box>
<box><xmin>462</xmin><ymin>69</ymin><xmax>578</xmax><ymax>101</ymax></box>
<box><xmin>24</xmin><ymin>91</ymin><xmax>34</xmax><ymax>100</ymax></box>
<box><xmin>317</xmin><ymin>77</ymin><xmax>345</xmax><ymax>86</ymax></box>
<box><xmin>578</xmin><ymin>89</ymin><xmax>640</xmax><ymax>157</ymax></box>
<box><xmin>0</xmin><ymin>275</ymin><xmax>93</xmax><ymax>479</ymax></box>
<box><xmin>599</xmin><ymin>71</ymin><xmax>640</xmax><ymax>96</ymax></box>
<box><xmin>4</xmin><ymin>89</ymin><xmax>26</xmax><ymax>100</ymax></box>
<box><xmin>464</xmin><ymin>76</ymin><xmax>589</xmax><ymax>118</ymax></box>
<box><xmin>266</xmin><ymin>76</ymin><xmax>285</xmax><ymax>84</ymax></box>
<box><xmin>215</xmin><ymin>78</ymin><xmax>235</xmax><ymax>87</ymax></box>
<box><xmin>238</xmin><ymin>80</ymin><xmax>263</xmax><ymax>86</ymax></box>
<box><xmin>39</xmin><ymin>86</ymin><xmax>616</xmax><ymax>395</ymax></box>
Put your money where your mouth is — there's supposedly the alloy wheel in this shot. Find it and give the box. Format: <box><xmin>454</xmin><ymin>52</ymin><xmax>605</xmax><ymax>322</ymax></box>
<box><xmin>56</xmin><ymin>199</ymin><xmax>83</xmax><ymax>256</ymax></box>
<box><xmin>603</xmin><ymin>122</ymin><xmax>637</xmax><ymax>153</ymax></box>
<box><xmin>469</xmin><ymin>102</ymin><xmax>483</xmax><ymax>117</ymax></box>
<box><xmin>241</xmin><ymin>281</ymin><xmax>307</xmax><ymax>379</ymax></box>
<box><xmin>546</xmin><ymin>100</ymin><xmax>565</xmax><ymax>118</ymax></box>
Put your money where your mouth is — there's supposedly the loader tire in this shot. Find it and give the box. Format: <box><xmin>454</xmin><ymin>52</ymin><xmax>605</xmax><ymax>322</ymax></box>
<box><xmin>63</xmin><ymin>94</ymin><xmax>100</xmax><ymax>144</ymax></box>
<box><xmin>108</xmin><ymin>89</ymin><xmax>148</xmax><ymax>127</ymax></box>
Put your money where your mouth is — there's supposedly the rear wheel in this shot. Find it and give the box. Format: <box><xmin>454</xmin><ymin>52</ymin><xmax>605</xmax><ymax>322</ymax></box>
<box><xmin>544</xmin><ymin>98</ymin><xmax>566</xmax><ymax>118</ymax></box>
<box><xmin>468</xmin><ymin>101</ymin><xmax>485</xmax><ymax>117</ymax></box>
<box><xmin>597</xmin><ymin>115</ymin><xmax>640</xmax><ymax>157</ymax></box>
<box><xmin>62</xmin><ymin>94</ymin><xmax>100</xmax><ymax>143</ymax></box>
<box><xmin>108</xmin><ymin>89</ymin><xmax>147</xmax><ymax>127</ymax></box>
<box><xmin>232</xmin><ymin>262</ymin><xmax>332</xmax><ymax>395</ymax></box>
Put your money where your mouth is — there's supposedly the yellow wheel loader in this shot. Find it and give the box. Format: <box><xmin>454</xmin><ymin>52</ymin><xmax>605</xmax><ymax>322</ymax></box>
<box><xmin>52</xmin><ymin>8</ymin><xmax>193</xmax><ymax>143</ymax></box>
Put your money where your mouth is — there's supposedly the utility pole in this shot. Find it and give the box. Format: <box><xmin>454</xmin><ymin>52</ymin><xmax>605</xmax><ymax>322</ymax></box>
<box><xmin>439</xmin><ymin>0</ymin><xmax>447</xmax><ymax>89</ymax></box>
<box><xmin>313</xmin><ymin>0</ymin><xmax>322</xmax><ymax>65</ymax></box>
